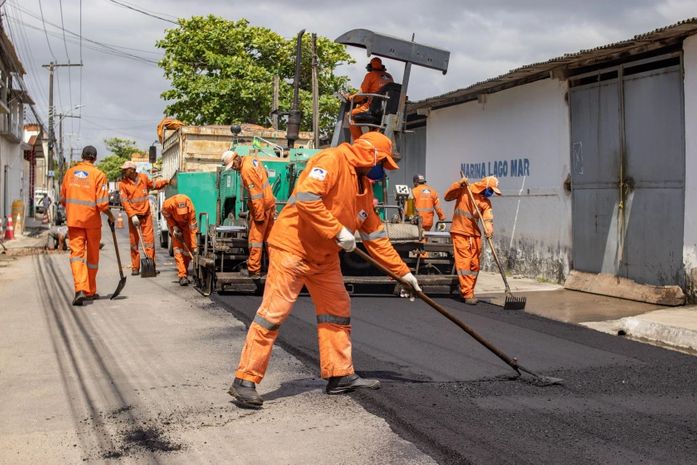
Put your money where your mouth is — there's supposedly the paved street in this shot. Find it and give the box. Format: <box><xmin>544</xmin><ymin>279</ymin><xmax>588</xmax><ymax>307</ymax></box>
<box><xmin>0</xmin><ymin>224</ymin><xmax>435</xmax><ymax>465</ymax></box>
<box><xmin>1</xmin><ymin>221</ymin><xmax>697</xmax><ymax>464</ymax></box>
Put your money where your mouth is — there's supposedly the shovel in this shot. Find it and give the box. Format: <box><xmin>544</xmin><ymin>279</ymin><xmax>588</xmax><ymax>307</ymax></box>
<box><xmin>352</xmin><ymin>247</ymin><xmax>561</xmax><ymax>386</ymax></box>
<box><xmin>461</xmin><ymin>174</ymin><xmax>526</xmax><ymax>310</ymax></box>
<box><xmin>108</xmin><ymin>220</ymin><xmax>127</xmax><ymax>299</ymax></box>
<box><xmin>135</xmin><ymin>224</ymin><xmax>157</xmax><ymax>278</ymax></box>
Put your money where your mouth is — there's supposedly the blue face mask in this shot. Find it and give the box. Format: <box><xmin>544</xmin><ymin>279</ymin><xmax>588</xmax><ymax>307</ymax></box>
<box><xmin>367</xmin><ymin>163</ymin><xmax>385</xmax><ymax>181</ymax></box>
<box><xmin>482</xmin><ymin>187</ymin><xmax>494</xmax><ymax>198</ymax></box>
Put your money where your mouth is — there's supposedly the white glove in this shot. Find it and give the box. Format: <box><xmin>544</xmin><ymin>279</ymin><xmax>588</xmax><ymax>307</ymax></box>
<box><xmin>172</xmin><ymin>226</ymin><xmax>183</xmax><ymax>239</ymax></box>
<box><xmin>336</xmin><ymin>226</ymin><xmax>356</xmax><ymax>252</ymax></box>
<box><xmin>437</xmin><ymin>223</ymin><xmax>447</xmax><ymax>232</ymax></box>
<box><xmin>400</xmin><ymin>272</ymin><xmax>422</xmax><ymax>292</ymax></box>
<box><xmin>131</xmin><ymin>215</ymin><xmax>140</xmax><ymax>227</ymax></box>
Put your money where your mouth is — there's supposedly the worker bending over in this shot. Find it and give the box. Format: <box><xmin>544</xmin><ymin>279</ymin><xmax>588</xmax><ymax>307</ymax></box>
<box><xmin>119</xmin><ymin>161</ymin><xmax>169</xmax><ymax>275</ymax></box>
<box><xmin>346</xmin><ymin>57</ymin><xmax>394</xmax><ymax>141</ymax></box>
<box><xmin>412</xmin><ymin>174</ymin><xmax>446</xmax><ymax>231</ymax></box>
<box><xmin>60</xmin><ymin>146</ymin><xmax>115</xmax><ymax>306</ymax></box>
<box><xmin>228</xmin><ymin>132</ymin><xmax>421</xmax><ymax>408</ymax></box>
<box><xmin>222</xmin><ymin>150</ymin><xmax>276</xmax><ymax>278</ymax></box>
<box><xmin>162</xmin><ymin>193</ymin><xmax>198</xmax><ymax>286</ymax></box>
<box><xmin>444</xmin><ymin>176</ymin><xmax>501</xmax><ymax>304</ymax></box>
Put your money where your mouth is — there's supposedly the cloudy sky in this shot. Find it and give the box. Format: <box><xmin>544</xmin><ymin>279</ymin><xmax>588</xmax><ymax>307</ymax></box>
<box><xmin>3</xmin><ymin>0</ymin><xmax>696</xmax><ymax>158</ymax></box>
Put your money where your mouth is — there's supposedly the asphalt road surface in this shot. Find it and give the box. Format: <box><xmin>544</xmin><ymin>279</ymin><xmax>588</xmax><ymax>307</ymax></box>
<box><xmin>215</xmin><ymin>292</ymin><xmax>697</xmax><ymax>465</ymax></box>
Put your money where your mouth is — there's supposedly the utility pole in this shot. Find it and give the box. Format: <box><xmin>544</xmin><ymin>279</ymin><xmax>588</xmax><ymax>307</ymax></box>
<box><xmin>41</xmin><ymin>62</ymin><xmax>83</xmax><ymax>199</ymax></box>
<box><xmin>58</xmin><ymin>113</ymin><xmax>81</xmax><ymax>178</ymax></box>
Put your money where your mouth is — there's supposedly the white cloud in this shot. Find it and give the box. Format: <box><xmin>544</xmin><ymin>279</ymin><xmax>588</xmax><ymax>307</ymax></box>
<box><xmin>6</xmin><ymin>0</ymin><xmax>696</xmax><ymax>158</ymax></box>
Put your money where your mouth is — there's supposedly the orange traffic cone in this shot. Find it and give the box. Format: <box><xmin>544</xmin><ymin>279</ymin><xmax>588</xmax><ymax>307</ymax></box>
<box><xmin>116</xmin><ymin>212</ymin><xmax>124</xmax><ymax>229</ymax></box>
<box><xmin>4</xmin><ymin>216</ymin><xmax>14</xmax><ymax>240</ymax></box>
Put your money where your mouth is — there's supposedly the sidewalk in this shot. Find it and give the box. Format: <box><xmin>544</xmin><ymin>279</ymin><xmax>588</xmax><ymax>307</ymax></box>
<box><xmin>0</xmin><ymin>222</ymin><xmax>436</xmax><ymax>465</ymax></box>
<box><xmin>476</xmin><ymin>270</ymin><xmax>697</xmax><ymax>354</ymax></box>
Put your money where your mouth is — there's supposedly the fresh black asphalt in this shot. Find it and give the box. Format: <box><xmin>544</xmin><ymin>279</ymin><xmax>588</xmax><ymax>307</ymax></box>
<box><xmin>214</xmin><ymin>293</ymin><xmax>697</xmax><ymax>465</ymax></box>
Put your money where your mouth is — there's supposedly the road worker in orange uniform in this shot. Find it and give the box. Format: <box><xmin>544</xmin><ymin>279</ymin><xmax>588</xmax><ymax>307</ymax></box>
<box><xmin>228</xmin><ymin>132</ymin><xmax>422</xmax><ymax>408</ymax></box>
<box><xmin>119</xmin><ymin>161</ymin><xmax>169</xmax><ymax>275</ymax></box>
<box><xmin>60</xmin><ymin>146</ymin><xmax>115</xmax><ymax>306</ymax></box>
<box><xmin>444</xmin><ymin>176</ymin><xmax>501</xmax><ymax>305</ymax></box>
<box><xmin>161</xmin><ymin>194</ymin><xmax>197</xmax><ymax>286</ymax></box>
<box><xmin>222</xmin><ymin>150</ymin><xmax>276</xmax><ymax>278</ymax></box>
<box><xmin>346</xmin><ymin>57</ymin><xmax>394</xmax><ymax>141</ymax></box>
<box><xmin>412</xmin><ymin>174</ymin><xmax>446</xmax><ymax>231</ymax></box>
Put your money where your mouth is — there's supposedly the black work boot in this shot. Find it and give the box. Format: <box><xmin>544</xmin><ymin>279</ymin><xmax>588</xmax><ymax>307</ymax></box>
<box><xmin>228</xmin><ymin>378</ymin><xmax>263</xmax><ymax>408</ymax></box>
<box><xmin>72</xmin><ymin>291</ymin><xmax>87</xmax><ymax>306</ymax></box>
<box><xmin>179</xmin><ymin>276</ymin><xmax>190</xmax><ymax>286</ymax></box>
<box><xmin>85</xmin><ymin>293</ymin><xmax>100</xmax><ymax>301</ymax></box>
<box><xmin>326</xmin><ymin>373</ymin><xmax>381</xmax><ymax>395</ymax></box>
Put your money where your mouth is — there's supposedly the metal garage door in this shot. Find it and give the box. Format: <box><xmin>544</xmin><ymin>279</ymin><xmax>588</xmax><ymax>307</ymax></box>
<box><xmin>569</xmin><ymin>54</ymin><xmax>685</xmax><ymax>286</ymax></box>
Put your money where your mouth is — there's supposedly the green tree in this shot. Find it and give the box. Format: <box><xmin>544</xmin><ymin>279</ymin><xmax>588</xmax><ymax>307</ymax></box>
<box><xmin>104</xmin><ymin>137</ymin><xmax>141</xmax><ymax>159</ymax></box>
<box><xmin>97</xmin><ymin>137</ymin><xmax>143</xmax><ymax>181</ymax></box>
<box><xmin>156</xmin><ymin>16</ymin><xmax>353</xmax><ymax>138</ymax></box>
<box><xmin>97</xmin><ymin>155</ymin><xmax>128</xmax><ymax>182</ymax></box>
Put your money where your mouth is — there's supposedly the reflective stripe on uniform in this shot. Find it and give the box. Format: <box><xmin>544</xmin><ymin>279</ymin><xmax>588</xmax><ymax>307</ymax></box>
<box><xmin>416</xmin><ymin>207</ymin><xmax>434</xmax><ymax>212</ymax></box>
<box><xmin>261</xmin><ymin>181</ymin><xmax>270</xmax><ymax>189</ymax></box>
<box><xmin>143</xmin><ymin>243</ymin><xmax>154</xmax><ymax>248</ymax></box>
<box><xmin>317</xmin><ymin>314</ymin><xmax>351</xmax><ymax>326</ymax></box>
<box><xmin>296</xmin><ymin>191</ymin><xmax>321</xmax><ymax>202</ymax></box>
<box><xmin>70</xmin><ymin>257</ymin><xmax>86</xmax><ymax>264</ymax></box>
<box><xmin>249</xmin><ymin>242</ymin><xmax>264</xmax><ymax>248</ymax></box>
<box><xmin>254</xmin><ymin>314</ymin><xmax>280</xmax><ymax>331</ymax></box>
<box><xmin>65</xmin><ymin>198</ymin><xmax>96</xmax><ymax>207</ymax></box>
<box><xmin>359</xmin><ymin>229</ymin><xmax>387</xmax><ymax>241</ymax></box>
<box><xmin>87</xmin><ymin>263</ymin><xmax>98</xmax><ymax>270</ymax></box>
<box><xmin>454</xmin><ymin>208</ymin><xmax>475</xmax><ymax>219</ymax></box>
<box><xmin>173</xmin><ymin>247</ymin><xmax>183</xmax><ymax>255</ymax></box>
<box><xmin>250</xmin><ymin>193</ymin><xmax>264</xmax><ymax>200</ymax></box>
<box><xmin>96</xmin><ymin>196</ymin><xmax>109</xmax><ymax>204</ymax></box>
<box><xmin>457</xmin><ymin>269</ymin><xmax>479</xmax><ymax>276</ymax></box>
<box><xmin>286</xmin><ymin>195</ymin><xmax>296</xmax><ymax>205</ymax></box>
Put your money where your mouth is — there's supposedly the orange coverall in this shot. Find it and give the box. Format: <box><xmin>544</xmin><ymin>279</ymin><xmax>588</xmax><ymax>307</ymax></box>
<box><xmin>444</xmin><ymin>179</ymin><xmax>494</xmax><ymax>299</ymax></box>
<box><xmin>60</xmin><ymin>161</ymin><xmax>110</xmax><ymax>296</ymax></box>
<box><xmin>119</xmin><ymin>173</ymin><xmax>168</xmax><ymax>271</ymax></box>
<box><xmin>240</xmin><ymin>155</ymin><xmax>276</xmax><ymax>275</ymax></box>
<box><xmin>349</xmin><ymin>70</ymin><xmax>394</xmax><ymax>140</ymax></box>
<box><xmin>235</xmin><ymin>141</ymin><xmax>409</xmax><ymax>384</ymax></box>
<box><xmin>412</xmin><ymin>183</ymin><xmax>446</xmax><ymax>231</ymax></box>
<box><xmin>162</xmin><ymin>194</ymin><xmax>197</xmax><ymax>278</ymax></box>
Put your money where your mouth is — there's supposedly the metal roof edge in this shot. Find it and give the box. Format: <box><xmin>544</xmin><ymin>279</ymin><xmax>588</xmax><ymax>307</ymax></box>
<box><xmin>409</xmin><ymin>18</ymin><xmax>697</xmax><ymax>112</ymax></box>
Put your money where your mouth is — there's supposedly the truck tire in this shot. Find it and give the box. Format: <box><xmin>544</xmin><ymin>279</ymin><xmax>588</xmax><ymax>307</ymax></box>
<box><xmin>160</xmin><ymin>230</ymin><xmax>168</xmax><ymax>249</ymax></box>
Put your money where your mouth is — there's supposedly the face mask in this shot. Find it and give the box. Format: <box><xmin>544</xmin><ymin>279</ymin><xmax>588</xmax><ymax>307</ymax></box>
<box><xmin>483</xmin><ymin>187</ymin><xmax>494</xmax><ymax>198</ymax></box>
<box><xmin>367</xmin><ymin>163</ymin><xmax>385</xmax><ymax>181</ymax></box>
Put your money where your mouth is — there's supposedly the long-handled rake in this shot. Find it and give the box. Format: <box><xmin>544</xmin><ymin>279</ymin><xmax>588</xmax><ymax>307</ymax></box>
<box><xmin>462</xmin><ymin>176</ymin><xmax>526</xmax><ymax>310</ymax></box>
<box><xmin>352</xmin><ymin>247</ymin><xmax>561</xmax><ymax>386</ymax></box>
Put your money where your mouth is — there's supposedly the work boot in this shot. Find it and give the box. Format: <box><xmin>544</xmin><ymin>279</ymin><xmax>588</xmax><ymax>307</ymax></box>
<box><xmin>72</xmin><ymin>291</ymin><xmax>87</xmax><ymax>306</ymax></box>
<box><xmin>464</xmin><ymin>297</ymin><xmax>478</xmax><ymax>305</ymax></box>
<box><xmin>249</xmin><ymin>272</ymin><xmax>262</xmax><ymax>280</ymax></box>
<box><xmin>179</xmin><ymin>276</ymin><xmax>190</xmax><ymax>286</ymax></box>
<box><xmin>131</xmin><ymin>269</ymin><xmax>140</xmax><ymax>276</ymax></box>
<box><xmin>325</xmin><ymin>374</ymin><xmax>381</xmax><ymax>395</ymax></box>
<box><xmin>228</xmin><ymin>378</ymin><xmax>263</xmax><ymax>408</ymax></box>
<box><xmin>85</xmin><ymin>293</ymin><xmax>100</xmax><ymax>301</ymax></box>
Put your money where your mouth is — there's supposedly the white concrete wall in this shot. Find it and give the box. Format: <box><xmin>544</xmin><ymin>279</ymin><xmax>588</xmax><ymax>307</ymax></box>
<box><xmin>426</xmin><ymin>78</ymin><xmax>572</xmax><ymax>281</ymax></box>
<box><xmin>683</xmin><ymin>34</ymin><xmax>697</xmax><ymax>298</ymax></box>
<box><xmin>0</xmin><ymin>138</ymin><xmax>26</xmax><ymax>220</ymax></box>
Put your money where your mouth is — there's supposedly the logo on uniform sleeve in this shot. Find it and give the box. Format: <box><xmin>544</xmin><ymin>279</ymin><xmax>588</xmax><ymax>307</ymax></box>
<box><xmin>309</xmin><ymin>167</ymin><xmax>327</xmax><ymax>181</ymax></box>
<box><xmin>74</xmin><ymin>170</ymin><xmax>88</xmax><ymax>179</ymax></box>
<box><xmin>358</xmin><ymin>210</ymin><xmax>368</xmax><ymax>221</ymax></box>
<box><xmin>252</xmin><ymin>159</ymin><xmax>259</xmax><ymax>168</ymax></box>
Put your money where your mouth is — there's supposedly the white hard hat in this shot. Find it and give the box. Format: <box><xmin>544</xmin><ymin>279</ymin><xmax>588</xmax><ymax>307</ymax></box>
<box><xmin>221</xmin><ymin>150</ymin><xmax>239</xmax><ymax>169</ymax></box>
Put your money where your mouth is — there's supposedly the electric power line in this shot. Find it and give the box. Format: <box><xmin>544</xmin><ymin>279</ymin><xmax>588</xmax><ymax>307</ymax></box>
<box><xmin>107</xmin><ymin>0</ymin><xmax>178</xmax><ymax>25</ymax></box>
<box><xmin>37</xmin><ymin>0</ymin><xmax>56</xmax><ymax>60</ymax></box>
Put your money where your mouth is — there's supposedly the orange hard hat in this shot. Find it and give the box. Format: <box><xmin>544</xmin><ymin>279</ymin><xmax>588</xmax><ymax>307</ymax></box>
<box><xmin>367</xmin><ymin>57</ymin><xmax>386</xmax><ymax>71</ymax></box>
<box><xmin>355</xmin><ymin>132</ymin><xmax>398</xmax><ymax>170</ymax></box>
